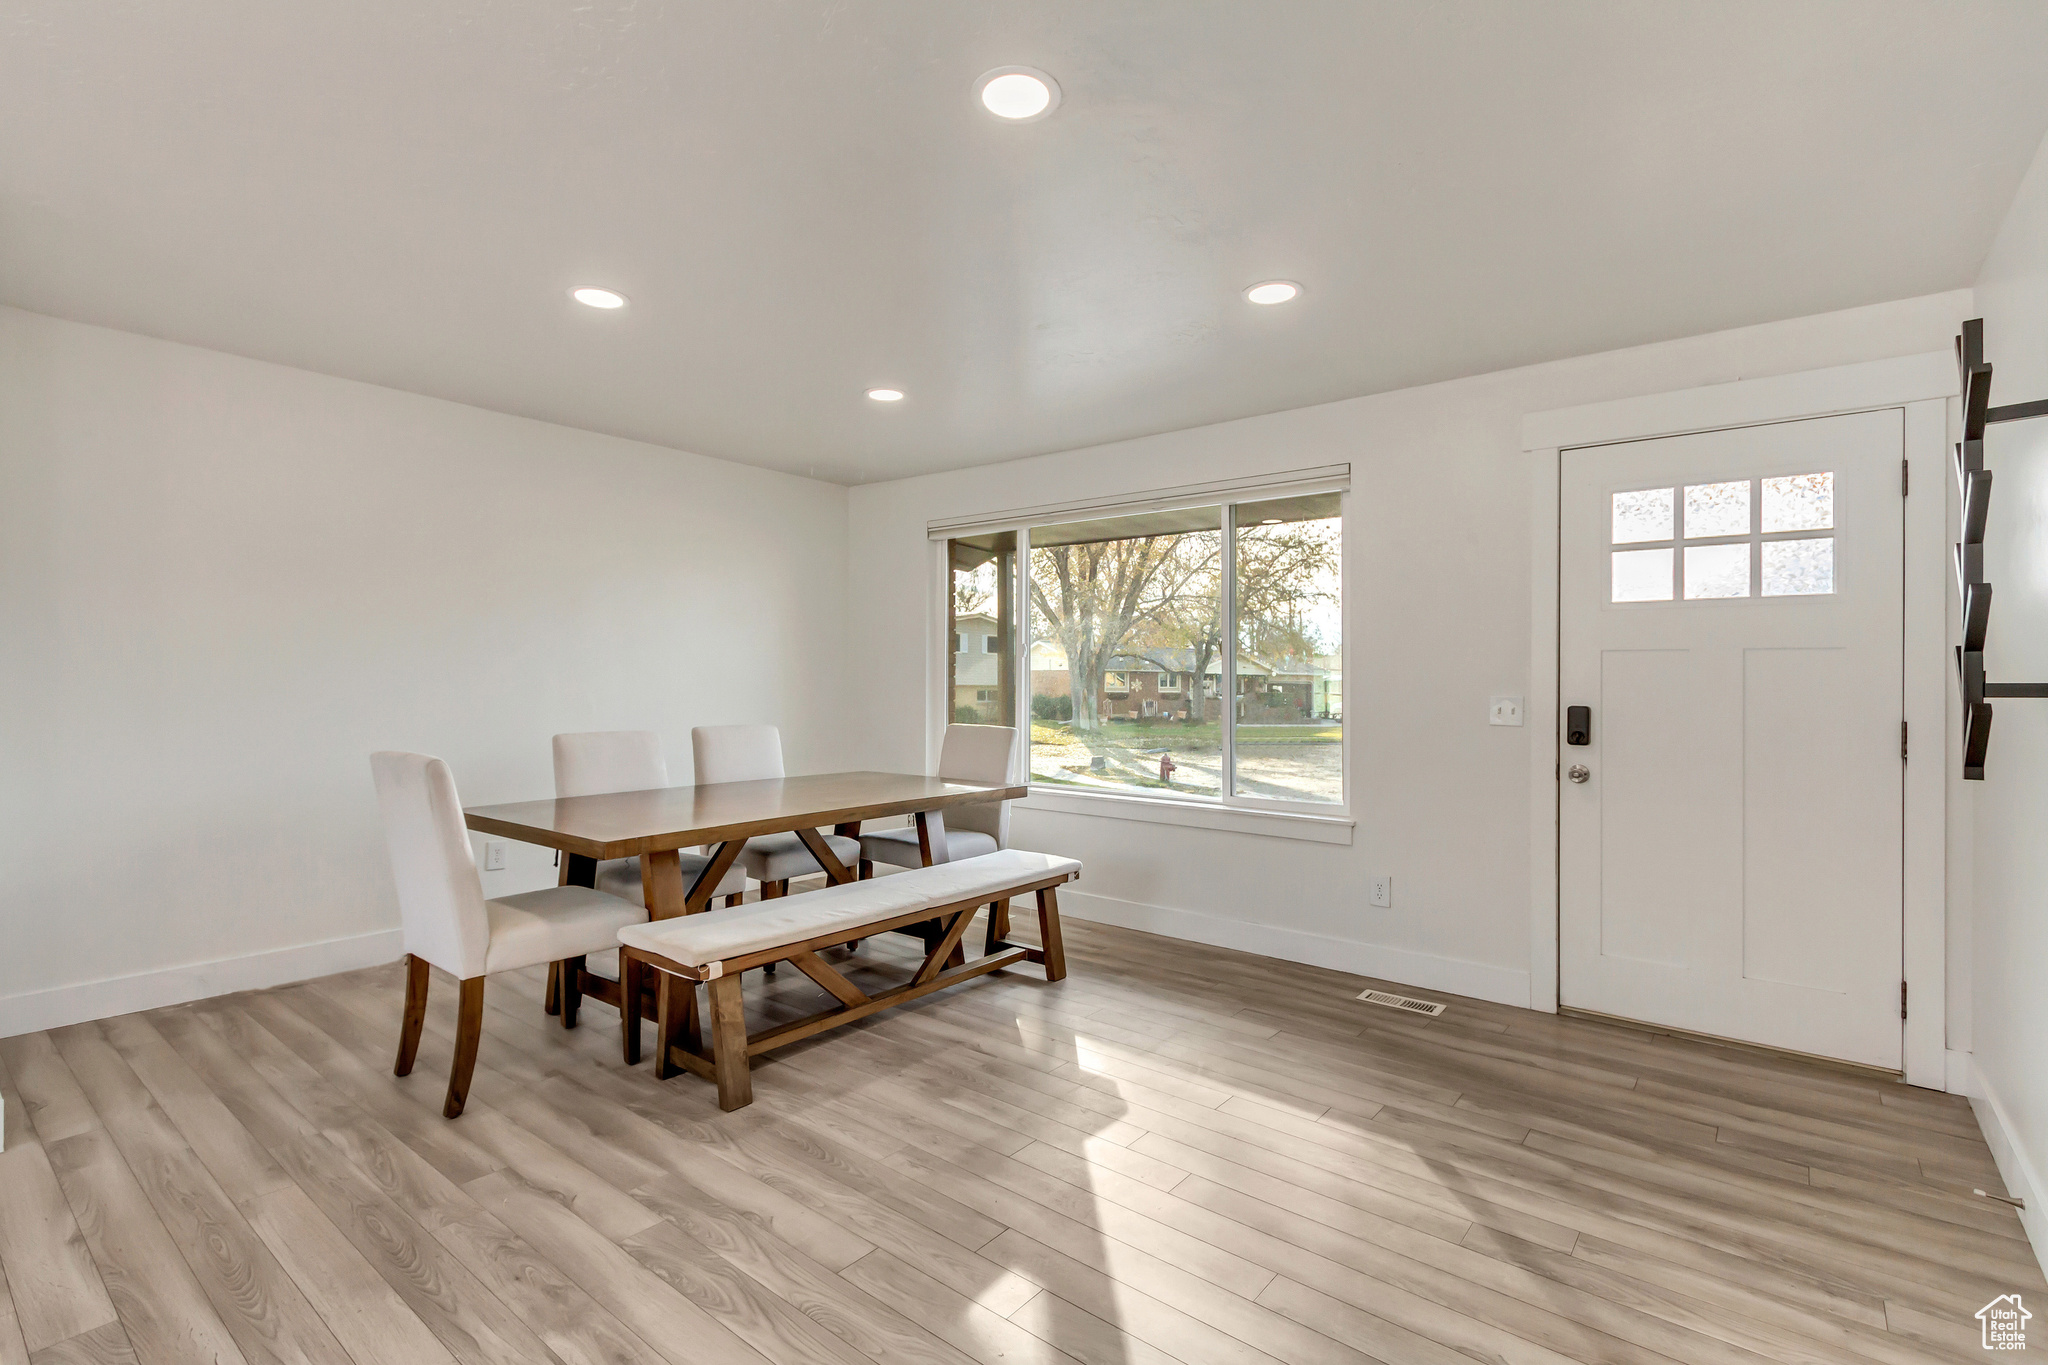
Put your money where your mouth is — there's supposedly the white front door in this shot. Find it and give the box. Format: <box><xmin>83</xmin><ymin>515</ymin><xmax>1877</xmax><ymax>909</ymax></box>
<box><xmin>1558</xmin><ymin>409</ymin><xmax>1904</xmax><ymax>1070</ymax></box>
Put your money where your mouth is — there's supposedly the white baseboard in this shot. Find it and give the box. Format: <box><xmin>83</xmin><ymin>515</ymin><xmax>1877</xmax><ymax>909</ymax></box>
<box><xmin>0</xmin><ymin>928</ymin><xmax>403</xmax><ymax>1041</ymax></box>
<box><xmin>1971</xmin><ymin>1063</ymin><xmax>2048</xmax><ymax>1285</ymax></box>
<box><xmin>1057</xmin><ymin>887</ymin><xmax>1533</xmax><ymax>1008</ymax></box>
<box><xmin>1948</xmin><ymin>1048</ymin><xmax>1977</xmax><ymax>1097</ymax></box>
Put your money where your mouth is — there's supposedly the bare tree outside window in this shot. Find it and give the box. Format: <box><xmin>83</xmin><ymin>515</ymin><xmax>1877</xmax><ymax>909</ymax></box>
<box><xmin>1234</xmin><ymin>493</ymin><xmax>1342</xmax><ymax>803</ymax></box>
<box><xmin>1021</xmin><ymin>495</ymin><xmax>1343</xmax><ymax>804</ymax></box>
<box><xmin>1027</xmin><ymin>508</ymin><xmax>1222</xmax><ymax>794</ymax></box>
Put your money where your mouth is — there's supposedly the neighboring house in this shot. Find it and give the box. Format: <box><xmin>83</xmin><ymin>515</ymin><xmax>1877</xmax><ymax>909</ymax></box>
<box><xmin>952</xmin><ymin>650</ymin><xmax>1002</xmax><ymax>719</ymax></box>
<box><xmin>1314</xmin><ymin>652</ymin><xmax>1342</xmax><ymax>719</ymax></box>
<box><xmin>1031</xmin><ymin>642</ymin><xmax>1331</xmax><ymax>722</ymax></box>
<box><xmin>951</xmin><ymin>611</ymin><xmax>1002</xmax><ymax>658</ymax></box>
<box><xmin>951</xmin><ymin>611</ymin><xmax>1008</xmax><ymax>720</ymax></box>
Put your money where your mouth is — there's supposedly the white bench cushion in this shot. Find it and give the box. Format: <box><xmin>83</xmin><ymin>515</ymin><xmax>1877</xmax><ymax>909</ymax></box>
<box><xmin>483</xmin><ymin>885</ymin><xmax>643</xmax><ymax>974</ymax></box>
<box><xmin>859</xmin><ymin>826</ymin><xmax>999</xmax><ymax>868</ymax></box>
<box><xmin>619</xmin><ymin>849</ymin><xmax>1079</xmax><ymax>968</ymax></box>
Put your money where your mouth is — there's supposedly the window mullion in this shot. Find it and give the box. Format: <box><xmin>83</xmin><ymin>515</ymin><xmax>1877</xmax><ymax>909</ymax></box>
<box><xmin>1015</xmin><ymin>524</ymin><xmax>1031</xmax><ymax>779</ymax></box>
<box><xmin>1750</xmin><ymin>477</ymin><xmax>1762</xmax><ymax>598</ymax></box>
<box><xmin>1222</xmin><ymin>502</ymin><xmax>1238</xmax><ymax>803</ymax></box>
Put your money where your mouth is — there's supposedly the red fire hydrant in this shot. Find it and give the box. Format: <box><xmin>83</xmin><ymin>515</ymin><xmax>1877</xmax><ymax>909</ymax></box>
<box><xmin>1159</xmin><ymin>753</ymin><xmax>1177</xmax><ymax>784</ymax></box>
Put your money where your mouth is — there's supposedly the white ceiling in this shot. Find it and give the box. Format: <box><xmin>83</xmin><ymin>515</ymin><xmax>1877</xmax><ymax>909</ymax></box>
<box><xmin>6</xmin><ymin>2</ymin><xmax>2048</xmax><ymax>485</ymax></box>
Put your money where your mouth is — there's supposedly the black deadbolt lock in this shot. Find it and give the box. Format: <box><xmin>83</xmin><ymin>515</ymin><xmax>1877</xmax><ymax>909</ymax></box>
<box><xmin>1566</xmin><ymin>705</ymin><xmax>1591</xmax><ymax>747</ymax></box>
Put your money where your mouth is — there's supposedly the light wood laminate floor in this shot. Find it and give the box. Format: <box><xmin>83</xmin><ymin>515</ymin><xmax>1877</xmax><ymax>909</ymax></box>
<box><xmin>0</xmin><ymin>910</ymin><xmax>2038</xmax><ymax>1365</ymax></box>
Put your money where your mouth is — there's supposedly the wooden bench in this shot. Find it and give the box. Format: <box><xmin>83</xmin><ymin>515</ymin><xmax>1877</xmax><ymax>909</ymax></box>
<box><xmin>617</xmin><ymin>849</ymin><xmax>1079</xmax><ymax>1109</ymax></box>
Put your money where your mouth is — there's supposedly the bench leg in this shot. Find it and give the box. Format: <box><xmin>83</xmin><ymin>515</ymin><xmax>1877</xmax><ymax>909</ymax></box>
<box><xmin>654</xmin><ymin>970</ymin><xmax>692</xmax><ymax>1080</ymax></box>
<box><xmin>543</xmin><ymin>960</ymin><xmax>560</xmax><ymax>1015</ymax></box>
<box><xmin>726</xmin><ymin>892</ymin><xmax>744</xmax><ymax>908</ymax></box>
<box><xmin>984</xmin><ymin>898</ymin><xmax>1011</xmax><ymax>955</ymax></box>
<box><xmin>559</xmin><ymin>956</ymin><xmax>584</xmax><ymax>1028</ymax></box>
<box><xmin>1036</xmin><ymin>887</ymin><xmax>1067</xmax><ymax>982</ymax></box>
<box><xmin>707</xmin><ymin>974</ymin><xmax>753</xmax><ymax>1110</ymax></box>
<box><xmin>621</xmin><ymin>951</ymin><xmax>642</xmax><ymax>1065</ymax></box>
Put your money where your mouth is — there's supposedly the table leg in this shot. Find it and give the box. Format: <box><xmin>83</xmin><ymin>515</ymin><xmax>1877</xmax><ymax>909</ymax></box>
<box><xmin>914</xmin><ymin>809</ymin><xmax>951</xmax><ymax>865</ymax></box>
<box><xmin>795</xmin><ymin>827</ymin><xmax>855</xmax><ymax>884</ymax></box>
<box><xmin>684</xmin><ymin>839</ymin><xmax>745</xmax><ymax>914</ymax></box>
<box><xmin>906</xmin><ymin>809</ymin><xmax>956</xmax><ymax>957</ymax></box>
<box><xmin>548</xmin><ymin>853</ymin><xmax>600</xmax><ymax>1014</ymax></box>
<box><xmin>641</xmin><ymin>849</ymin><xmax>688</xmax><ymax>920</ymax></box>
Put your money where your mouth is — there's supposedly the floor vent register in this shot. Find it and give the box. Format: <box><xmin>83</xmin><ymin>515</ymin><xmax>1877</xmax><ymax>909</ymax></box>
<box><xmin>1357</xmin><ymin>989</ymin><xmax>1447</xmax><ymax>1017</ymax></box>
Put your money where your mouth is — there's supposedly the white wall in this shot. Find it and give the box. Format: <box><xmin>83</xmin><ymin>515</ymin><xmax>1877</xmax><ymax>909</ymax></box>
<box><xmin>0</xmin><ymin>306</ymin><xmax>850</xmax><ymax>1035</ymax></box>
<box><xmin>848</xmin><ymin>290</ymin><xmax>1972</xmax><ymax>1006</ymax></box>
<box><xmin>1965</xmin><ymin>127</ymin><xmax>2048</xmax><ymax>1254</ymax></box>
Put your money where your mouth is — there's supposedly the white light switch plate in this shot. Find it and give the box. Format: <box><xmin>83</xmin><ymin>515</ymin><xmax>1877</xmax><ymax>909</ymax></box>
<box><xmin>1489</xmin><ymin>696</ymin><xmax>1524</xmax><ymax>727</ymax></box>
<box><xmin>483</xmin><ymin>840</ymin><xmax>508</xmax><ymax>871</ymax></box>
<box><xmin>1369</xmin><ymin>875</ymin><xmax>1392</xmax><ymax>908</ymax></box>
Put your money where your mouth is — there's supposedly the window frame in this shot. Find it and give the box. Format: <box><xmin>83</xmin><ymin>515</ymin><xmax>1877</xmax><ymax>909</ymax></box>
<box><xmin>958</xmin><ymin>492</ymin><xmax>1346</xmax><ymax>821</ymax></box>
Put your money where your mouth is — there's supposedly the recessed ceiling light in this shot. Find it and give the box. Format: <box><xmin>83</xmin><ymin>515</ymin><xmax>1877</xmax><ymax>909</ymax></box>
<box><xmin>976</xmin><ymin>67</ymin><xmax>1060</xmax><ymax>121</ymax></box>
<box><xmin>571</xmin><ymin>287</ymin><xmax>627</xmax><ymax>309</ymax></box>
<box><xmin>1245</xmin><ymin>281</ymin><xmax>1301</xmax><ymax>306</ymax></box>
<box><xmin>866</xmin><ymin>388</ymin><xmax>905</xmax><ymax>402</ymax></box>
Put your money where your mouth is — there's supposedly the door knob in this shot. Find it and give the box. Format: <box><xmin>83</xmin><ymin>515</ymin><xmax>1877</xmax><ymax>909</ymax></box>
<box><xmin>1567</xmin><ymin>764</ymin><xmax>1590</xmax><ymax>784</ymax></box>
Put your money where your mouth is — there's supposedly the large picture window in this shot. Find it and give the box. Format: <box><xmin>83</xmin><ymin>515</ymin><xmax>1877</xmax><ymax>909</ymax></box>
<box><xmin>949</xmin><ymin>487</ymin><xmax>1342</xmax><ymax>812</ymax></box>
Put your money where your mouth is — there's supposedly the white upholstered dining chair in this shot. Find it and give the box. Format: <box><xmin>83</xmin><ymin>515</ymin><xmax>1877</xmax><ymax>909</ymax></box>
<box><xmin>370</xmin><ymin>751</ymin><xmax>641</xmax><ymax>1117</ymax></box>
<box><xmin>553</xmin><ymin>730</ymin><xmax>749</xmax><ymax>909</ymax></box>
<box><xmin>691</xmin><ymin>724</ymin><xmax>861</xmax><ymax>901</ymax></box>
<box><xmin>858</xmin><ymin>724</ymin><xmax>1016</xmax><ymax>871</ymax></box>
<box><xmin>857</xmin><ymin>723</ymin><xmax>1018</xmax><ymax>953</ymax></box>
<box><xmin>549</xmin><ymin>729</ymin><xmax>749</xmax><ymax>1008</ymax></box>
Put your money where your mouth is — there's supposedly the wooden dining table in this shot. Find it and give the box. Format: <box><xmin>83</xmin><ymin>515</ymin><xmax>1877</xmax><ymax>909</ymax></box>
<box><xmin>465</xmin><ymin>770</ymin><xmax>1026</xmax><ymax>1028</ymax></box>
<box><xmin>463</xmin><ymin>769</ymin><xmax>1026</xmax><ymax>918</ymax></box>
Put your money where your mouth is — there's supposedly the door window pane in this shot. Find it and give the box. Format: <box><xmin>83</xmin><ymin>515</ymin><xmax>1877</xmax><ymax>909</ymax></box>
<box><xmin>1029</xmin><ymin>508</ymin><xmax>1223</xmax><ymax>796</ymax></box>
<box><xmin>949</xmin><ymin>532</ymin><xmax>1015</xmax><ymax>724</ymax></box>
<box><xmin>1612</xmin><ymin>488</ymin><xmax>1673</xmax><ymax>544</ymax></box>
<box><xmin>1233</xmin><ymin>494</ymin><xmax>1343</xmax><ymax>804</ymax></box>
<box><xmin>1762</xmin><ymin>473</ymin><xmax>1833</xmax><ymax>532</ymax></box>
<box><xmin>1684</xmin><ymin>543</ymin><xmax>1750</xmax><ymax>599</ymax></box>
<box><xmin>1612</xmin><ymin>547</ymin><xmax>1674</xmax><ymax>602</ymax></box>
<box><xmin>1684</xmin><ymin>481</ymin><xmax>1750</xmax><ymax>539</ymax></box>
<box><xmin>1762</xmin><ymin>538</ymin><xmax>1834</xmax><ymax>596</ymax></box>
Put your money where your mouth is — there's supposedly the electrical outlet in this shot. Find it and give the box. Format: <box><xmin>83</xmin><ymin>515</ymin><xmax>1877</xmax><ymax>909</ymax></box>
<box><xmin>483</xmin><ymin>840</ymin><xmax>508</xmax><ymax>872</ymax></box>
<box><xmin>1489</xmin><ymin>696</ymin><xmax>1524</xmax><ymax>727</ymax></box>
<box><xmin>1369</xmin><ymin>875</ymin><xmax>1392</xmax><ymax>908</ymax></box>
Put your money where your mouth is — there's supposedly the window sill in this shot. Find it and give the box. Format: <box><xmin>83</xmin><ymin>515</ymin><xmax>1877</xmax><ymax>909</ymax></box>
<box><xmin>1021</xmin><ymin>785</ymin><xmax>1354</xmax><ymax>845</ymax></box>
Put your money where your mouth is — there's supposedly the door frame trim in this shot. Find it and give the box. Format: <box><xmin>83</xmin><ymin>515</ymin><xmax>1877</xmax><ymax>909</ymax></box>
<box><xmin>1523</xmin><ymin>351</ymin><xmax>1958</xmax><ymax>1088</ymax></box>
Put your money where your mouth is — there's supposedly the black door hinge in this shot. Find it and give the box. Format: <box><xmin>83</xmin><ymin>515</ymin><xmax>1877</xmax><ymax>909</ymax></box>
<box><xmin>1902</xmin><ymin>720</ymin><xmax>1909</xmax><ymax>762</ymax></box>
<box><xmin>1902</xmin><ymin>980</ymin><xmax>1909</xmax><ymax>1021</ymax></box>
<box><xmin>1902</xmin><ymin>458</ymin><xmax>1910</xmax><ymax>496</ymax></box>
